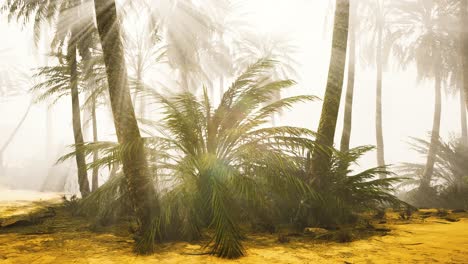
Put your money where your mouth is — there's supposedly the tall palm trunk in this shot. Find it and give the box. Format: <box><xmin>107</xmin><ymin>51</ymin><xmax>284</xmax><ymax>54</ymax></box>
<box><xmin>136</xmin><ymin>66</ymin><xmax>146</xmax><ymax>120</ymax></box>
<box><xmin>421</xmin><ymin>71</ymin><xmax>442</xmax><ymax>189</ymax></box>
<box><xmin>461</xmin><ymin>0</ymin><xmax>468</xmax><ymax>112</ymax></box>
<box><xmin>93</xmin><ymin>0</ymin><xmax>159</xmax><ymax>254</ymax></box>
<box><xmin>91</xmin><ymin>95</ymin><xmax>99</xmax><ymax>191</ymax></box>
<box><xmin>68</xmin><ymin>36</ymin><xmax>90</xmax><ymax>198</ymax></box>
<box><xmin>340</xmin><ymin>12</ymin><xmax>355</xmax><ymax>153</ymax></box>
<box><xmin>79</xmin><ymin>38</ymin><xmax>100</xmax><ymax>192</ymax></box>
<box><xmin>375</xmin><ymin>26</ymin><xmax>386</xmax><ymax>173</ymax></box>
<box><xmin>310</xmin><ymin>0</ymin><xmax>350</xmax><ymax>184</ymax></box>
<box><xmin>460</xmin><ymin>89</ymin><xmax>468</xmax><ymax>145</ymax></box>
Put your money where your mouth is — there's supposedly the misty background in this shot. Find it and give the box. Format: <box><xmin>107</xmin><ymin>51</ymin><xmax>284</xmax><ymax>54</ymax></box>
<box><xmin>0</xmin><ymin>0</ymin><xmax>461</xmax><ymax>193</ymax></box>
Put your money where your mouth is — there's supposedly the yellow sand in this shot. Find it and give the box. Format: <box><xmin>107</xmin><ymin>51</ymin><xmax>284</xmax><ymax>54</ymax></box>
<box><xmin>0</xmin><ymin>197</ymin><xmax>467</xmax><ymax>263</ymax></box>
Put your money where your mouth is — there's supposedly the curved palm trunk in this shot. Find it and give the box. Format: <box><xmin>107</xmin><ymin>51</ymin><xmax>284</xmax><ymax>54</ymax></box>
<box><xmin>68</xmin><ymin>37</ymin><xmax>91</xmax><ymax>198</ymax></box>
<box><xmin>93</xmin><ymin>0</ymin><xmax>159</xmax><ymax>254</ymax></box>
<box><xmin>311</xmin><ymin>0</ymin><xmax>350</xmax><ymax>184</ymax></box>
<box><xmin>91</xmin><ymin>95</ymin><xmax>99</xmax><ymax>191</ymax></box>
<box><xmin>375</xmin><ymin>27</ymin><xmax>386</xmax><ymax>174</ymax></box>
<box><xmin>421</xmin><ymin>71</ymin><xmax>442</xmax><ymax>189</ymax></box>
<box><xmin>460</xmin><ymin>89</ymin><xmax>468</xmax><ymax>145</ymax></box>
<box><xmin>340</xmin><ymin>16</ymin><xmax>355</xmax><ymax>153</ymax></box>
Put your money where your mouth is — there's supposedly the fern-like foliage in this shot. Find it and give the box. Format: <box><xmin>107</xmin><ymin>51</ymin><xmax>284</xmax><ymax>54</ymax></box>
<box><xmin>59</xmin><ymin>59</ymin><xmax>319</xmax><ymax>258</ymax></box>
<box><xmin>398</xmin><ymin>137</ymin><xmax>468</xmax><ymax>208</ymax></box>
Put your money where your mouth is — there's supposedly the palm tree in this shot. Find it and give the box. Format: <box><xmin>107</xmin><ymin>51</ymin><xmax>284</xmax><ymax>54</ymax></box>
<box><xmin>310</xmin><ymin>0</ymin><xmax>350</xmax><ymax>183</ymax></box>
<box><xmin>3</xmin><ymin>0</ymin><xmax>94</xmax><ymax>197</ymax></box>
<box><xmin>399</xmin><ymin>136</ymin><xmax>468</xmax><ymax>208</ymax></box>
<box><xmin>457</xmin><ymin>0</ymin><xmax>468</xmax><ymax>144</ymax></box>
<box><xmin>59</xmin><ymin>59</ymin><xmax>319</xmax><ymax>258</ymax></box>
<box><xmin>359</xmin><ymin>0</ymin><xmax>398</xmax><ymax>171</ymax></box>
<box><xmin>340</xmin><ymin>0</ymin><xmax>357</xmax><ymax>153</ymax></box>
<box><xmin>121</xmin><ymin>9</ymin><xmax>167</xmax><ymax>120</ymax></box>
<box><xmin>459</xmin><ymin>88</ymin><xmax>468</xmax><ymax>144</ymax></box>
<box><xmin>31</xmin><ymin>50</ymin><xmax>108</xmax><ymax>192</ymax></box>
<box><xmin>460</xmin><ymin>0</ymin><xmax>468</xmax><ymax>113</ymax></box>
<box><xmin>392</xmin><ymin>0</ymin><xmax>459</xmax><ymax>189</ymax></box>
<box><xmin>93</xmin><ymin>0</ymin><xmax>160</xmax><ymax>254</ymax></box>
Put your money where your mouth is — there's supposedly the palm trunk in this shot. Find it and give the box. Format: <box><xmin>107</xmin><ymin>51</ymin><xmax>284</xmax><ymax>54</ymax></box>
<box><xmin>460</xmin><ymin>89</ymin><xmax>468</xmax><ymax>145</ymax></box>
<box><xmin>93</xmin><ymin>0</ymin><xmax>159</xmax><ymax>254</ymax></box>
<box><xmin>461</xmin><ymin>0</ymin><xmax>468</xmax><ymax>112</ymax></box>
<box><xmin>310</xmin><ymin>0</ymin><xmax>350</xmax><ymax>184</ymax></box>
<box><xmin>136</xmin><ymin>67</ymin><xmax>146</xmax><ymax>120</ymax></box>
<box><xmin>68</xmin><ymin>36</ymin><xmax>90</xmax><ymax>198</ymax></box>
<box><xmin>340</xmin><ymin>13</ymin><xmax>355</xmax><ymax>153</ymax></box>
<box><xmin>421</xmin><ymin>71</ymin><xmax>442</xmax><ymax>189</ymax></box>
<box><xmin>376</xmin><ymin>26</ymin><xmax>386</xmax><ymax>176</ymax></box>
<box><xmin>91</xmin><ymin>95</ymin><xmax>99</xmax><ymax>191</ymax></box>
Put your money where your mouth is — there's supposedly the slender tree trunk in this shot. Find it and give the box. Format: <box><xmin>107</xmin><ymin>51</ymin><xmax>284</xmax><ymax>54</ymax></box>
<box><xmin>93</xmin><ymin>0</ymin><xmax>159</xmax><ymax>253</ymax></box>
<box><xmin>136</xmin><ymin>67</ymin><xmax>146</xmax><ymax>120</ymax></box>
<box><xmin>68</xmin><ymin>36</ymin><xmax>91</xmax><ymax>198</ymax></box>
<box><xmin>376</xmin><ymin>26</ymin><xmax>386</xmax><ymax>176</ymax></box>
<box><xmin>91</xmin><ymin>95</ymin><xmax>99</xmax><ymax>191</ymax></box>
<box><xmin>461</xmin><ymin>0</ymin><xmax>468</xmax><ymax>112</ymax></box>
<box><xmin>340</xmin><ymin>11</ymin><xmax>355</xmax><ymax>153</ymax></box>
<box><xmin>421</xmin><ymin>71</ymin><xmax>442</xmax><ymax>189</ymax></box>
<box><xmin>460</xmin><ymin>89</ymin><xmax>468</xmax><ymax>145</ymax></box>
<box><xmin>310</xmin><ymin>0</ymin><xmax>350</xmax><ymax>184</ymax></box>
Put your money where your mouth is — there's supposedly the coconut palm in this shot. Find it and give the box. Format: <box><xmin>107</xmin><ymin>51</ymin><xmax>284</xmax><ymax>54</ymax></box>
<box><xmin>399</xmin><ymin>136</ymin><xmax>468</xmax><ymax>208</ymax></box>
<box><xmin>310</xmin><ymin>0</ymin><xmax>350</xmax><ymax>184</ymax></box>
<box><xmin>3</xmin><ymin>0</ymin><xmax>99</xmax><ymax>197</ymax></box>
<box><xmin>30</xmin><ymin>51</ymin><xmax>108</xmax><ymax>192</ymax></box>
<box><xmin>359</xmin><ymin>0</ymin><xmax>417</xmax><ymax>171</ymax></box>
<box><xmin>460</xmin><ymin>0</ymin><xmax>468</xmax><ymax>113</ymax></box>
<box><xmin>93</xmin><ymin>0</ymin><xmax>160</xmax><ymax>254</ymax></box>
<box><xmin>60</xmin><ymin>59</ymin><xmax>319</xmax><ymax>258</ymax></box>
<box><xmin>340</xmin><ymin>0</ymin><xmax>357</xmax><ymax>153</ymax></box>
<box><xmin>392</xmin><ymin>0</ymin><xmax>459</xmax><ymax>190</ymax></box>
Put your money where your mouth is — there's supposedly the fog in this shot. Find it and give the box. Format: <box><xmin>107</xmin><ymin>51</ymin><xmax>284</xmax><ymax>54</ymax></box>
<box><xmin>0</xmin><ymin>0</ymin><xmax>463</xmax><ymax>193</ymax></box>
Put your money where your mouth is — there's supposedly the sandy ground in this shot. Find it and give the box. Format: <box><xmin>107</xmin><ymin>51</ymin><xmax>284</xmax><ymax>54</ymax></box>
<box><xmin>0</xmin><ymin>190</ymin><xmax>62</xmax><ymax>221</ymax></box>
<box><xmin>0</xmin><ymin>192</ymin><xmax>467</xmax><ymax>263</ymax></box>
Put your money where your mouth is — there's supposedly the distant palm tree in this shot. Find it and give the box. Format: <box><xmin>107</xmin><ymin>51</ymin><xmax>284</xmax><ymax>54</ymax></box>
<box><xmin>399</xmin><ymin>136</ymin><xmax>468</xmax><ymax>208</ymax></box>
<box><xmin>457</xmin><ymin>0</ymin><xmax>468</xmax><ymax>144</ymax></box>
<box><xmin>31</xmin><ymin>51</ymin><xmax>109</xmax><ymax>192</ymax></box>
<box><xmin>310</xmin><ymin>0</ymin><xmax>350</xmax><ymax>184</ymax></box>
<box><xmin>392</xmin><ymin>0</ymin><xmax>459</xmax><ymax>189</ymax></box>
<box><xmin>359</xmin><ymin>0</ymin><xmax>398</xmax><ymax>171</ymax></box>
<box><xmin>3</xmin><ymin>0</ymin><xmax>96</xmax><ymax>197</ymax></box>
<box><xmin>233</xmin><ymin>32</ymin><xmax>300</xmax><ymax>125</ymax></box>
<box><xmin>460</xmin><ymin>0</ymin><xmax>468</xmax><ymax>113</ymax></box>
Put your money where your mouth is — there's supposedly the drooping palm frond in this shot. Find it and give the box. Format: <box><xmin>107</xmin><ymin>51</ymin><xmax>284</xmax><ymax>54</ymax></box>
<box><xmin>398</xmin><ymin>136</ymin><xmax>468</xmax><ymax>208</ymax></box>
<box><xmin>140</xmin><ymin>59</ymin><xmax>319</xmax><ymax>258</ymax></box>
<box><xmin>295</xmin><ymin>145</ymin><xmax>407</xmax><ymax>226</ymax></box>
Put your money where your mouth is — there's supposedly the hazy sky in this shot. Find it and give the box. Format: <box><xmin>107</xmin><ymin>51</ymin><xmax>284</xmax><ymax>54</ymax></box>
<box><xmin>0</xmin><ymin>0</ymin><xmax>463</xmax><ymax>190</ymax></box>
